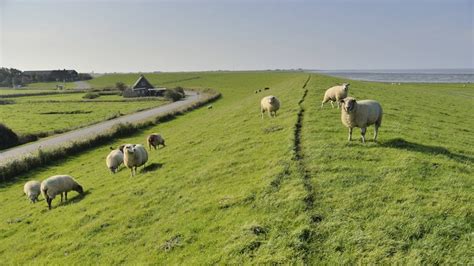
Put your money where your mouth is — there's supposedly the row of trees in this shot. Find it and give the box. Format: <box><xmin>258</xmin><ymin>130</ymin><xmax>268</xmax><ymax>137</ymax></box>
<box><xmin>0</xmin><ymin>68</ymin><xmax>93</xmax><ymax>87</ymax></box>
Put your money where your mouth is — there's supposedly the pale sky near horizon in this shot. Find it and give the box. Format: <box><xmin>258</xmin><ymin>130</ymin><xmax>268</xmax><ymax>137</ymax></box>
<box><xmin>0</xmin><ymin>0</ymin><xmax>472</xmax><ymax>73</ymax></box>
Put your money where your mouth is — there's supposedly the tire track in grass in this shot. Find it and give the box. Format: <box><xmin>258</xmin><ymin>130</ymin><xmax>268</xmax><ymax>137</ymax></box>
<box><xmin>292</xmin><ymin>75</ymin><xmax>317</xmax><ymax>262</ymax></box>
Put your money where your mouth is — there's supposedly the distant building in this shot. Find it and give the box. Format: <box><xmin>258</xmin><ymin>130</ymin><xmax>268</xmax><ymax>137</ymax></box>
<box><xmin>23</xmin><ymin>69</ymin><xmax>79</xmax><ymax>82</ymax></box>
<box><xmin>129</xmin><ymin>75</ymin><xmax>166</xmax><ymax>97</ymax></box>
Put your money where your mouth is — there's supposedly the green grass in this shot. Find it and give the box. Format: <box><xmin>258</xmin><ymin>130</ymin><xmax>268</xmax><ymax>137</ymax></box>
<box><xmin>26</xmin><ymin>81</ymin><xmax>78</xmax><ymax>89</ymax></box>
<box><xmin>0</xmin><ymin>88</ymin><xmax>56</xmax><ymax>95</ymax></box>
<box><xmin>0</xmin><ymin>72</ymin><xmax>472</xmax><ymax>264</ymax></box>
<box><xmin>302</xmin><ymin>76</ymin><xmax>473</xmax><ymax>264</ymax></box>
<box><xmin>0</xmin><ymin>92</ymin><xmax>168</xmax><ymax>136</ymax></box>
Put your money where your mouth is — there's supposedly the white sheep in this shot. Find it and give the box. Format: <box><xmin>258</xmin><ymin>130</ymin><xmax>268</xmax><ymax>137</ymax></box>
<box><xmin>41</xmin><ymin>175</ymin><xmax>84</xmax><ymax>210</ymax></box>
<box><xmin>106</xmin><ymin>146</ymin><xmax>124</xmax><ymax>173</ymax></box>
<box><xmin>340</xmin><ymin>97</ymin><xmax>383</xmax><ymax>143</ymax></box>
<box><xmin>23</xmin><ymin>180</ymin><xmax>41</xmax><ymax>203</ymax></box>
<box><xmin>260</xmin><ymin>95</ymin><xmax>280</xmax><ymax>118</ymax></box>
<box><xmin>123</xmin><ymin>144</ymin><xmax>149</xmax><ymax>176</ymax></box>
<box><xmin>147</xmin><ymin>134</ymin><xmax>165</xmax><ymax>150</ymax></box>
<box><xmin>321</xmin><ymin>83</ymin><xmax>350</xmax><ymax>109</ymax></box>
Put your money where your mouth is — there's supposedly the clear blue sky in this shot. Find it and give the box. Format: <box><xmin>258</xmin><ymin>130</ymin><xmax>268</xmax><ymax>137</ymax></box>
<box><xmin>0</xmin><ymin>0</ymin><xmax>472</xmax><ymax>72</ymax></box>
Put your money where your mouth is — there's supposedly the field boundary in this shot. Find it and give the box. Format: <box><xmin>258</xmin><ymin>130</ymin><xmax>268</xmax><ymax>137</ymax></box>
<box><xmin>292</xmin><ymin>75</ymin><xmax>316</xmax><ymax>261</ymax></box>
<box><xmin>0</xmin><ymin>90</ymin><xmax>221</xmax><ymax>182</ymax></box>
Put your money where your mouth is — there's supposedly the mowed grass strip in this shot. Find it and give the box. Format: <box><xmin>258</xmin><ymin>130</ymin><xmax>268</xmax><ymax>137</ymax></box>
<box><xmin>301</xmin><ymin>75</ymin><xmax>473</xmax><ymax>263</ymax></box>
<box><xmin>0</xmin><ymin>72</ymin><xmax>314</xmax><ymax>264</ymax></box>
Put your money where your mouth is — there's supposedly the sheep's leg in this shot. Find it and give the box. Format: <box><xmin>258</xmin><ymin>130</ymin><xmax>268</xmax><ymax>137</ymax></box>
<box><xmin>330</xmin><ymin>101</ymin><xmax>334</xmax><ymax>108</ymax></box>
<box><xmin>268</xmin><ymin>110</ymin><xmax>272</xmax><ymax>118</ymax></box>
<box><xmin>320</xmin><ymin>102</ymin><xmax>324</xmax><ymax>109</ymax></box>
<box><xmin>60</xmin><ymin>193</ymin><xmax>63</xmax><ymax>202</ymax></box>
<box><xmin>261</xmin><ymin>109</ymin><xmax>264</xmax><ymax>119</ymax></box>
<box><xmin>361</xmin><ymin>128</ymin><xmax>366</xmax><ymax>143</ymax></box>
<box><xmin>374</xmin><ymin>125</ymin><xmax>379</xmax><ymax>142</ymax></box>
<box><xmin>65</xmin><ymin>192</ymin><xmax>68</xmax><ymax>201</ymax></box>
<box><xmin>47</xmin><ymin>197</ymin><xmax>52</xmax><ymax>210</ymax></box>
<box><xmin>348</xmin><ymin>128</ymin><xmax>353</xmax><ymax>141</ymax></box>
<box><xmin>336</xmin><ymin>99</ymin><xmax>340</xmax><ymax>109</ymax></box>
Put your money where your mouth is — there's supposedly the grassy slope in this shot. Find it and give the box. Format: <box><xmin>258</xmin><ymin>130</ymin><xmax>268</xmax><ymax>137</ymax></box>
<box><xmin>0</xmin><ymin>72</ymin><xmax>312</xmax><ymax>264</ymax></box>
<box><xmin>302</xmin><ymin>75</ymin><xmax>473</xmax><ymax>263</ymax></box>
<box><xmin>0</xmin><ymin>93</ymin><xmax>168</xmax><ymax>135</ymax></box>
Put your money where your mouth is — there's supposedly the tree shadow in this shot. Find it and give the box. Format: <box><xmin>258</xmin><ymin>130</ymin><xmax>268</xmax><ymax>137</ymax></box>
<box><xmin>141</xmin><ymin>163</ymin><xmax>164</xmax><ymax>173</ymax></box>
<box><xmin>382</xmin><ymin>138</ymin><xmax>473</xmax><ymax>164</ymax></box>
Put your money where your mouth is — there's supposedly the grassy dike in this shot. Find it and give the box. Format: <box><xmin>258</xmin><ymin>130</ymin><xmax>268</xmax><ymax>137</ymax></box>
<box><xmin>0</xmin><ymin>72</ymin><xmax>313</xmax><ymax>264</ymax></box>
<box><xmin>0</xmin><ymin>72</ymin><xmax>471</xmax><ymax>263</ymax></box>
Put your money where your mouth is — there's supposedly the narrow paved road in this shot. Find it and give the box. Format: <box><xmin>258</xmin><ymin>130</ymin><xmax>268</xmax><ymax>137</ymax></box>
<box><xmin>0</xmin><ymin>91</ymin><xmax>201</xmax><ymax>165</ymax></box>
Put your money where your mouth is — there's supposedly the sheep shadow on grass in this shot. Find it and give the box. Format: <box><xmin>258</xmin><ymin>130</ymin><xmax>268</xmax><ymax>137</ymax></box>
<box><xmin>59</xmin><ymin>190</ymin><xmax>91</xmax><ymax>207</ymax></box>
<box><xmin>382</xmin><ymin>138</ymin><xmax>473</xmax><ymax>164</ymax></box>
<box><xmin>140</xmin><ymin>163</ymin><xmax>164</xmax><ymax>173</ymax></box>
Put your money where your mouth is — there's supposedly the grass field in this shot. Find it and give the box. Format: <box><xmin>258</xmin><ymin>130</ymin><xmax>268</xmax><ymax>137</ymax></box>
<box><xmin>0</xmin><ymin>88</ymin><xmax>56</xmax><ymax>95</ymax></box>
<box><xmin>0</xmin><ymin>91</ymin><xmax>168</xmax><ymax>136</ymax></box>
<box><xmin>0</xmin><ymin>72</ymin><xmax>472</xmax><ymax>264</ymax></box>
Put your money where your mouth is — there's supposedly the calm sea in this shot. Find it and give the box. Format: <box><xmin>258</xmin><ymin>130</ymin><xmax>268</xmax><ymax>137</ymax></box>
<box><xmin>310</xmin><ymin>69</ymin><xmax>474</xmax><ymax>83</ymax></box>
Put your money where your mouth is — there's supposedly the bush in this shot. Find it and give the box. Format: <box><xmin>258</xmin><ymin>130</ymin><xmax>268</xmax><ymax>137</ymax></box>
<box><xmin>0</xmin><ymin>123</ymin><xmax>19</xmax><ymax>150</ymax></box>
<box><xmin>82</xmin><ymin>92</ymin><xmax>100</xmax><ymax>99</ymax></box>
<box><xmin>116</xmin><ymin>82</ymin><xmax>127</xmax><ymax>92</ymax></box>
<box><xmin>174</xmin><ymin>86</ymin><xmax>185</xmax><ymax>96</ymax></box>
<box><xmin>164</xmin><ymin>89</ymin><xmax>184</xmax><ymax>102</ymax></box>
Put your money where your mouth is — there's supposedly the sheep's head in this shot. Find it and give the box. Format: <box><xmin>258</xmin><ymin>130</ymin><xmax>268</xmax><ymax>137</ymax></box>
<box><xmin>75</xmin><ymin>184</ymin><xmax>84</xmax><ymax>194</ymax></box>
<box><xmin>340</xmin><ymin>97</ymin><xmax>357</xmax><ymax>113</ymax></box>
<box><xmin>124</xmin><ymin>144</ymin><xmax>136</xmax><ymax>154</ymax></box>
<box><xmin>343</xmin><ymin>83</ymin><xmax>350</xmax><ymax>91</ymax></box>
<box><xmin>267</xmin><ymin>96</ymin><xmax>277</xmax><ymax>104</ymax></box>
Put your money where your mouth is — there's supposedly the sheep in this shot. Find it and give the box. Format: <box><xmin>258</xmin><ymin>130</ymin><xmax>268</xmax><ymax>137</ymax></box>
<box><xmin>260</xmin><ymin>95</ymin><xmax>280</xmax><ymax>118</ymax></box>
<box><xmin>147</xmin><ymin>134</ymin><xmax>165</xmax><ymax>150</ymax></box>
<box><xmin>339</xmin><ymin>97</ymin><xmax>383</xmax><ymax>143</ymax></box>
<box><xmin>41</xmin><ymin>175</ymin><xmax>84</xmax><ymax>210</ymax></box>
<box><xmin>106</xmin><ymin>146</ymin><xmax>124</xmax><ymax>173</ymax></box>
<box><xmin>123</xmin><ymin>144</ymin><xmax>149</xmax><ymax>176</ymax></box>
<box><xmin>321</xmin><ymin>83</ymin><xmax>350</xmax><ymax>109</ymax></box>
<box><xmin>207</xmin><ymin>105</ymin><xmax>213</xmax><ymax>109</ymax></box>
<box><xmin>23</xmin><ymin>180</ymin><xmax>41</xmax><ymax>203</ymax></box>
<box><xmin>264</xmin><ymin>87</ymin><xmax>270</xmax><ymax>90</ymax></box>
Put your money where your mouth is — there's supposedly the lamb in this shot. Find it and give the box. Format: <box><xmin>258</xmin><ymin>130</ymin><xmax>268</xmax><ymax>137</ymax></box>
<box><xmin>321</xmin><ymin>83</ymin><xmax>350</xmax><ymax>109</ymax></box>
<box><xmin>260</xmin><ymin>95</ymin><xmax>280</xmax><ymax>118</ymax></box>
<box><xmin>123</xmin><ymin>144</ymin><xmax>149</xmax><ymax>176</ymax></box>
<box><xmin>23</xmin><ymin>180</ymin><xmax>41</xmax><ymax>203</ymax></box>
<box><xmin>147</xmin><ymin>134</ymin><xmax>165</xmax><ymax>150</ymax></box>
<box><xmin>339</xmin><ymin>97</ymin><xmax>383</xmax><ymax>143</ymax></box>
<box><xmin>106</xmin><ymin>146</ymin><xmax>124</xmax><ymax>173</ymax></box>
<box><xmin>41</xmin><ymin>175</ymin><xmax>84</xmax><ymax>210</ymax></box>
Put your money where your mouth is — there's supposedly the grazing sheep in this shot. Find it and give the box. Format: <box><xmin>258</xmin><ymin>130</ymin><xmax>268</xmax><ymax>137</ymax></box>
<box><xmin>123</xmin><ymin>144</ymin><xmax>149</xmax><ymax>176</ymax></box>
<box><xmin>255</xmin><ymin>90</ymin><xmax>258</xmax><ymax>94</ymax></box>
<box><xmin>147</xmin><ymin>134</ymin><xmax>165</xmax><ymax>150</ymax></box>
<box><xmin>339</xmin><ymin>97</ymin><xmax>383</xmax><ymax>143</ymax></box>
<box><xmin>260</xmin><ymin>95</ymin><xmax>281</xmax><ymax>118</ymax></box>
<box><xmin>321</xmin><ymin>83</ymin><xmax>350</xmax><ymax>109</ymax></box>
<box><xmin>258</xmin><ymin>89</ymin><xmax>262</xmax><ymax>92</ymax></box>
<box><xmin>24</xmin><ymin>181</ymin><xmax>41</xmax><ymax>203</ymax></box>
<box><xmin>264</xmin><ymin>87</ymin><xmax>270</xmax><ymax>90</ymax></box>
<box><xmin>41</xmin><ymin>175</ymin><xmax>84</xmax><ymax>210</ymax></box>
<box><xmin>106</xmin><ymin>147</ymin><xmax>124</xmax><ymax>173</ymax></box>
